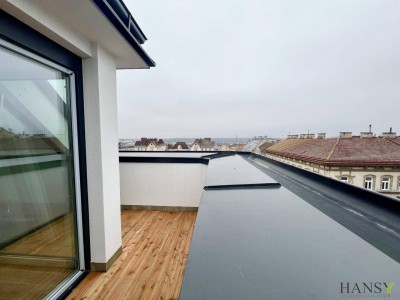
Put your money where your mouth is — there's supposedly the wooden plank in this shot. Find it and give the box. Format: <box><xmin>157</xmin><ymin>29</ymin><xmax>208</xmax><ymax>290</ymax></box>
<box><xmin>0</xmin><ymin>214</ymin><xmax>78</xmax><ymax>299</ymax></box>
<box><xmin>67</xmin><ymin>210</ymin><xmax>197</xmax><ymax>300</ymax></box>
<box><xmin>0</xmin><ymin>214</ymin><xmax>75</xmax><ymax>258</ymax></box>
<box><xmin>0</xmin><ymin>262</ymin><xmax>74</xmax><ymax>300</ymax></box>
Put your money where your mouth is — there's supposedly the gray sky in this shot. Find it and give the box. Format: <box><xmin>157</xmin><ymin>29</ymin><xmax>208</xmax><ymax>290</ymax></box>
<box><xmin>118</xmin><ymin>0</ymin><xmax>400</xmax><ymax>139</ymax></box>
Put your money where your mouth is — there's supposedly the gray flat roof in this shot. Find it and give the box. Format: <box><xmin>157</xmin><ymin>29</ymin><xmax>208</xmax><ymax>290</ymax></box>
<box><xmin>180</xmin><ymin>154</ymin><xmax>400</xmax><ymax>299</ymax></box>
<box><xmin>204</xmin><ymin>155</ymin><xmax>277</xmax><ymax>187</ymax></box>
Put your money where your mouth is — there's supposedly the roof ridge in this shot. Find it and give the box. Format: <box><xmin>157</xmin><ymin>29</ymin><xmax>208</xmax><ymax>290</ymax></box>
<box><xmin>326</xmin><ymin>137</ymin><xmax>340</xmax><ymax>160</ymax></box>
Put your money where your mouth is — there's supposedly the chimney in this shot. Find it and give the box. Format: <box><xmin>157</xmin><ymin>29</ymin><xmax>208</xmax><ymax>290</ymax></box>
<box><xmin>305</xmin><ymin>133</ymin><xmax>315</xmax><ymax>139</ymax></box>
<box><xmin>381</xmin><ymin>127</ymin><xmax>396</xmax><ymax>138</ymax></box>
<box><xmin>317</xmin><ymin>133</ymin><xmax>326</xmax><ymax>139</ymax></box>
<box><xmin>360</xmin><ymin>132</ymin><xmax>374</xmax><ymax>138</ymax></box>
<box><xmin>339</xmin><ymin>132</ymin><xmax>352</xmax><ymax>138</ymax></box>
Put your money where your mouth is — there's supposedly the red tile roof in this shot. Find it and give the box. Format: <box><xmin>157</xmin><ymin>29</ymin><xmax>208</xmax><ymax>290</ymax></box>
<box><xmin>170</xmin><ymin>142</ymin><xmax>189</xmax><ymax>150</ymax></box>
<box><xmin>135</xmin><ymin>138</ymin><xmax>165</xmax><ymax>146</ymax></box>
<box><xmin>193</xmin><ymin>138</ymin><xmax>215</xmax><ymax>147</ymax></box>
<box><xmin>264</xmin><ymin>137</ymin><xmax>400</xmax><ymax>166</ymax></box>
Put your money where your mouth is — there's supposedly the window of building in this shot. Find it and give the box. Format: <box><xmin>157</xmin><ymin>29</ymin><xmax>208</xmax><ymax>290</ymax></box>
<box><xmin>340</xmin><ymin>176</ymin><xmax>349</xmax><ymax>183</ymax></box>
<box><xmin>381</xmin><ymin>177</ymin><xmax>391</xmax><ymax>191</ymax></box>
<box><xmin>398</xmin><ymin>178</ymin><xmax>400</xmax><ymax>191</ymax></box>
<box><xmin>364</xmin><ymin>176</ymin><xmax>374</xmax><ymax>190</ymax></box>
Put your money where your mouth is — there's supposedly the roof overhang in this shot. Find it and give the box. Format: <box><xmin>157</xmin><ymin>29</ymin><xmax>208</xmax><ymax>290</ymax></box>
<box><xmin>1</xmin><ymin>0</ymin><xmax>155</xmax><ymax>69</ymax></box>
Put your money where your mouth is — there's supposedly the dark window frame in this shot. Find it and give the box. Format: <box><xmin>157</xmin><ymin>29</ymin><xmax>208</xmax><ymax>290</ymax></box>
<box><xmin>0</xmin><ymin>10</ymin><xmax>91</xmax><ymax>272</ymax></box>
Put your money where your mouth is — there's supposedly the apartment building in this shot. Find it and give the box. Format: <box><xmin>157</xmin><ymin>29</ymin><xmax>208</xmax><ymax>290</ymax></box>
<box><xmin>190</xmin><ymin>138</ymin><xmax>215</xmax><ymax>151</ymax></box>
<box><xmin>167</xmin><ymin>141</ymin><xmax>190</xmax><ymax>151</ymax></box>
<box><xmin>132</xmin><ymin>138</ymin><xmax>167</xmax><ymax>151</ymax></box>
<box><xmin>261</xmin><ymin>131</ymin><xmax>400</xmax><ymax>198</ymax></box>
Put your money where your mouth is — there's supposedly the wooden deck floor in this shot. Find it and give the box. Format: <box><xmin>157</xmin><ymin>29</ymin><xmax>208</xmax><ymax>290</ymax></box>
<box><xmin>67</xmin><ymin>210</ymin><xmax>197</xmax><ymax>300</ymax></box>
<box><xmin>0</xmin><ymin>214</ymin><xmax>75</xmax><ymax>258</ymax></box>
<box><xmin>0</xmin><ymin>214</ymin><xmax>77</xmax><ymax>300</ymax></box>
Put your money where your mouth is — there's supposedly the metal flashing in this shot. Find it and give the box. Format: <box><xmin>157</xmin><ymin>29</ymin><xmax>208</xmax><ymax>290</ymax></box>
<box><xmin>91</xmin><ymin>0</ymin><xmax>155</xmax><ymax>67</ymax></box>
<box><xmin>119</xmin><ymin>156</ymin><xmax>209</xmax><ymax>165</ymax></box>
<box><xmin>204</xmin><ymin>182</ymin><xmax>280</xmax><ymax>190</ymax></box>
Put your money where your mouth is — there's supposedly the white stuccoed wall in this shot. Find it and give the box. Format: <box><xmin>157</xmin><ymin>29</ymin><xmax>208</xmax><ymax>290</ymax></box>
<box><xmin>120</xmin><ymin>162</ymin><xmax>208</xmax><ymax>208</ymax></box>
<box><xmin>83</xmin><ymin>44</ymin><xmax>122</xmax><ymax>265</ymax></box>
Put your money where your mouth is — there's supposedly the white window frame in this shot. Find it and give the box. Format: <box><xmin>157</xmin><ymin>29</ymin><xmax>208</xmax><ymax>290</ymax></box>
<box><xmin>364</xmin><ymin>176</ymin><xmax>374</xmax><ymax>190</ymax></box>
<box><xmin>340</xmin><ymin>176</ymin><xmax>349</xmax><ymax>183</ymax></box>
<box><xmin>381</xmin><ymin>177</ymin><xmax>391</xmax><ymax>191</ymax></box>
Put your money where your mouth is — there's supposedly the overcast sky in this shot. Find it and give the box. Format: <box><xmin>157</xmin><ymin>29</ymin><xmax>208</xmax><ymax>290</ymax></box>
<box><xmin>118</xmin><ymin>0</ymin><xmax>400</xmax><ymax>139</ymax></box>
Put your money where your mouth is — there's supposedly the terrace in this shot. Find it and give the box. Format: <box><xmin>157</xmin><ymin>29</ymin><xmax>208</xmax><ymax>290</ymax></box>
<box><xmin>73</xmin><ymin>152</ymin><xmax>400</xmax><ymax>298</ymax></box>
<box><xmin>1</xmin><ymin>149</ymin><xmax>400</xmax><ymax>299</ymax></box>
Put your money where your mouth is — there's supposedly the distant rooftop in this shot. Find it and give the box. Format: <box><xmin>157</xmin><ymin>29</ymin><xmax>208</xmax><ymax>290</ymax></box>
<box><xmin>193</xmin><ymin>138</ymin><xmax>215</xmax><ymax>147</ymax></box>
<box><xmin>264</xmin><ymin>136</ymin><xmax>400</xmax><ymax>166</ymax></box>
<box><xmin>134</xmin><ymin>138</ymin><xmax>165</xmax><ymax>146</ymax></box>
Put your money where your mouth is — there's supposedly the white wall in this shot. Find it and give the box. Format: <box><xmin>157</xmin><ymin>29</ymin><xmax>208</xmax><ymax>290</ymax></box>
<box><xmin>120</xmin><ymin>163</ymin><xmax>208</xmax><ymax>208</ymax></box>
<box><xmin>83</xmin><ymin>44</ymin><xmax>122</xmax><ymax>265</ymax></box>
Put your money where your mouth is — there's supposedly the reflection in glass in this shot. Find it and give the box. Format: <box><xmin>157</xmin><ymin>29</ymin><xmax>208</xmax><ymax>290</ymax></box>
<box><xmin>0</xmin><ymin>43</ymin><xmax>79</xmax><ymax>299</ymax></box>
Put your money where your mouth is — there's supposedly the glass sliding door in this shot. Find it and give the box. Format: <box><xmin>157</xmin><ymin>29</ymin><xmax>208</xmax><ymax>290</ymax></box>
<box><xmin>0</xmin><ymin>39</ymin><xmax>83</xmax><ymax>299</ymax></box>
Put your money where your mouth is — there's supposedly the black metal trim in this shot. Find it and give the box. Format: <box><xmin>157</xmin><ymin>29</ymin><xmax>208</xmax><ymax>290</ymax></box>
<box><xmin>91</xmin><ymin>0</ymin><xmax>155</xmax><ymax>67</ymax></box>
<box><xmin>204</xmin><ymin>182</ymin><xmax>281</xmax><ymax>190</ymax></box>
<box><xmin>120</xmin><ymin>156</ymin><xmax>209</xmax><ymax>165</ymax></box>
<box><xmin>120</xmin><ymin>150</ymin><xmax>219</xmax><ymax>153</ymax></box>
<box><xmin>104</xmin><ymin>0</ymin><xmax>147</xmax><ymax>43</ymax></box>
<box><xmin>201</xmin><ymin>152</ymin><xmax>236</xmax><ymax>159</ymax></box>
<box><xmin>0</xmin><ymin>10</ymin><xmax>91</xmax><ymax>271</ymax></box>
<box><xmin>249</xmin><ymin>153</ymin><xmax>400</xmax><ymax>210</ymax></box>
<box><xmin>0</xmin><ymin>11</ymin><xmax>81</xmax><ymax>71</ymax></box>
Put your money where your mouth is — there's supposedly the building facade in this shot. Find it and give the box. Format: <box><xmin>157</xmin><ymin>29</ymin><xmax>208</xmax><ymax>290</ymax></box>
<box><xmin>168</xmin><ymin>141</ymin><xmax>190</xmax><ymax>151</ymax></box>
<box><xmin>190</xmin><ymin>138</ymin><xmax>215</xmax><ymax>151</ymax></box>
<box><xmin>133</xmin><ymin>138</ymin><xmax>166</xmax><ymax>151</ymax></box>
<box><xmin>260</xmin><ymin>132</ymin><xmax>400</xmax><ymax>199</ymax></box>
